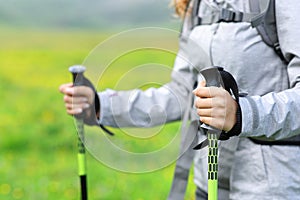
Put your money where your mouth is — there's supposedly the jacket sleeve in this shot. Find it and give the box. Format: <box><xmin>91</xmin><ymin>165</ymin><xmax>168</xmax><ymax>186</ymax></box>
<box><xmin>97</xmin><ymin>44</ymin><xmax>196</xmax><ymax>128</ymax></box>
<box><xmin>239</xmin><ymin>0</ymin><xmax>300</xmax><ymax>140</ymax></box>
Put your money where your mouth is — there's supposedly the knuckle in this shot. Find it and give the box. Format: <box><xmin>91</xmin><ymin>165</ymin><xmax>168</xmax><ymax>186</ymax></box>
<box><xmin>195</xmin><ymin>98</ymin><xmax>200</xmax><ymax>107</ymax></box>
<box><xmin>197</xmin><ymin>109</ymin><xmax>201</xmax><ymax>116</ymax></box>
<box><xmin>65</xmin><ymin>103</ymin><xmax>71</xmax><ymax>109</ymax></box>
<box><xmin>63</xmin><ymin>95</ymin><xmax>69</xmax><ymax>102</ymax></box>
<box><xmin>194</xmin><ymin>101</ymin><xmax>199</xmax><ymax>108</ymax></box>
<box><xmin>201</xmin><ymin>117</ymin><xmax>208</xmax><ymax>124</ymax></box>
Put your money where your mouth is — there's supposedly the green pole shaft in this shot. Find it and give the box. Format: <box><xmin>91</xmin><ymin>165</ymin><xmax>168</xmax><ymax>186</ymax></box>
<box><xmin>76</xmin><ymin>118</ymin><xmax>88</xmax><ymax>200</ymax></box>
<box><xmin>208</xmin><ymin>132</ymin><xmax>218</xmax><ymax>200</ymax></box>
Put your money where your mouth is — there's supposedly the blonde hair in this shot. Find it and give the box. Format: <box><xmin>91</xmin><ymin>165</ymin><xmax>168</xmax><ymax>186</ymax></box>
<box><xmin>171</xmin><ymin>0</ymin><xmax>190</xmax><ymax>18</ymax></box>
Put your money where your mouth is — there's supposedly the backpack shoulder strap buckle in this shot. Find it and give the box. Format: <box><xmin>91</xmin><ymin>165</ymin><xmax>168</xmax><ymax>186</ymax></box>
<box><xmin>218</xmin><ymin>8</ymin><xmax>243</xmax><ymax>23</ymax></box>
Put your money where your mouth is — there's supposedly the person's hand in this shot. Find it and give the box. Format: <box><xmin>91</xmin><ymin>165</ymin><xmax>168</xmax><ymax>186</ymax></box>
<box><xmin>59</xmin><ymin>83</ymin><xmax>95</xmax><ymax>117</ymax></box>
<box><xmin>193</xmin><ymin>81</ymin><xmax>237</xmax><ymax>132</ymax></box>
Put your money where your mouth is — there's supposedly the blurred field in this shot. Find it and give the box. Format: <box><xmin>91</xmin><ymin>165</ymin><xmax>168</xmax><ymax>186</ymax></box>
<box><xmin>0</xmin><ymin>27</ymin><xmax>196</xmax><ymax>199</ymax></box>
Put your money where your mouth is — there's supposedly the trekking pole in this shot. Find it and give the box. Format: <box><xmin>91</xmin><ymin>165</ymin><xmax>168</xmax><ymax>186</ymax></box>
<box><xmin>69</xmin><ymin>65</ymin><xmax>88</xmax><ymax>200</ymax></box>
<box><xmin>200</xmin><ymin>67</ymin><xmax>225</xmax><ymax>200</ymax></box>
<box><xmin>205</xmin><ymin>127</ymin><xmax>218</xmax><ymax>200</ymax></box>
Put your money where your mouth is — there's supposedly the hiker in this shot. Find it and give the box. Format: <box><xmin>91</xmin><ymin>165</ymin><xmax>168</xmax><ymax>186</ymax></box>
<box><xmin>60</xmin><ymin>0</ymin><xmax>300</xmax><ymax>199</ymax></box>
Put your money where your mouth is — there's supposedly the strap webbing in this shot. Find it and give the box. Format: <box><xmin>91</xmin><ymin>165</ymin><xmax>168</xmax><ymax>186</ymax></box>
<box><xmin>192</xmin><ymin>0</ymin><xmax>201</xmax><ymax>27</ymax></box>
<box><xmin>167</xmin><ymin>87</ymin><xmax>198</xmax><ymax>200</ymax></box>
<box><xmin>249</xmin><ymin>0</ymin><xmax>260</xmax><ymax>13</ymax></box>
<box><xmin>259</xmin><ymin>0</ymin><xmax>270</xmax><ymax>13</ymax></box>
<box><xmin>167</xmin><ymin>121</ymin><xmax>199</xmax><ymax>200</ymax></box>
<box><xmin>198</xmin><ymin>0</ymin><xmax>270</xmax><ymax>25</ymax></box>
<box><xmin>249</xmin><ymin>0</ymin><xmax>271</xmax><ymax>14</ymax></box>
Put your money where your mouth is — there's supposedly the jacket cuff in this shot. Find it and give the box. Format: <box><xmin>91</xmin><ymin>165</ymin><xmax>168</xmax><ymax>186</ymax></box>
<box><xmin>238</xmin><ymin>97</ymin><xmax>254</xmax><ymax>137</ymax></box>
<box><xmin>97</xmin><ymin>90</ymin><xmax>118</xmax><ymax>127</ymax></box>
<box><xmin>218</xmin><ymin>97</ymin><xmax>242</xmax><ymax>140</ymax></box>
<box><xmin>226</xmin><ymin>103</ymin><xmax>242</xmax><ymax>137</ymax></box>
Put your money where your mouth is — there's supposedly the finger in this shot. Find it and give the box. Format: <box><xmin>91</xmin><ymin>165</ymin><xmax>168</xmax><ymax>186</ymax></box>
<box><xmin>64</xmin><ymin>95</ymin><xmax>88</xmax><ymax>104</ymax></box>
<box><xmin>199</xmin><ymin>80</ymin><xmax>206</xmax><ymax>87</ymax></box>
<box><xmin>200</xmin><ymin>116</ymin><xmax>212</xmax><ymax>126</ymax></box>
<box><xmin>66</xmin><ymin>107</ymin><xmax>83</xmax><ymax>115</ymax></box>
<box><xmin>194</xmin><ymin>86</ymin><xmax>224</xmax><ymax>99</ymax></box>
<box><xmin>73</xmin><ymin>86</ymin><xmax>94</xmax><ymax>97</ymax></box>
<box><xmin>59</xmin><ymin>83</ymin><xmax>73</xmax><ymax>94</ymax></box>
<box><xmin>196</xmin><ymin>108</ymin><xmax>212</xmax><ymax>117</ymax></box>
<box><xmin>61</xmin><ymin>86</ymin><xmax>92</xmax><ymax>97</ymax></box>
<box><xmin>194</xmin><ymin>97</ymin><xmax>213</xmax><ymax>108</ymax></box>
<box><xmin>65</xmin><ymin>102</ymin><xmax>90</xmax><ymax>110</ymax></box>
<box><xmin>192</xmin><ymin>81</ymin><xmax>206</xmax><ymax>95</ymax></box>
<box><xmin>193</xmin><ymin>87</ymin><xmax>213</xmax><ymax>98</ymax></box>
<box><xmin>200</xmin><ymin>116</ymin><xmax>224</xmax><ymax>130</ymax></box>
<box><xmin>61</xmin><ymin>86</ymin><xmax>75</xmax><ymax>96</ymax></box>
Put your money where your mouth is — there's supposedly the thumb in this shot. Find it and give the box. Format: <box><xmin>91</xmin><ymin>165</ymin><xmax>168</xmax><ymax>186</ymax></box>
<box><xmin>193</xmin><ymin>80</ymin><xmax>206</xmax><ymax>94</ymax></box>
<box><xmin>200</xmin><ymin>80</ymin><xmax>206</xmax><ymax>87</ymax></box>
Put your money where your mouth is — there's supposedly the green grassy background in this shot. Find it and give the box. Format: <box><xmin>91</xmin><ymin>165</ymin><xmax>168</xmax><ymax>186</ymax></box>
<box><xmin>0</xmin><ymin>27</ymin><xmax>196</xmax><ymax>200</ymax></box>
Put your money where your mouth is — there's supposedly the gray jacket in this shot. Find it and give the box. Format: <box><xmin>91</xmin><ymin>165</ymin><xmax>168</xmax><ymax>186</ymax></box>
<box><xmin>98</xmin><ymin>0</ymin><xmax>300</xmax><ymax>198</ymax></box>
<box><xmin>99</xmin><ymin>0</ymin><xmax>300</xmax><ymax>142</ymax></box>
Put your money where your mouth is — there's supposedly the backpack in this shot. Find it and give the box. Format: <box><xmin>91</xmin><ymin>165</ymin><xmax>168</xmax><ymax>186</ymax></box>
<box><xmin>250</xmin><ymin>0</ymin><xmax>286</xmax><ymax>62</ymax></box>
<box><xmin>187</xmin><ymin>0</ymin><xmax>287</xmax><ymax>63</ymax></box>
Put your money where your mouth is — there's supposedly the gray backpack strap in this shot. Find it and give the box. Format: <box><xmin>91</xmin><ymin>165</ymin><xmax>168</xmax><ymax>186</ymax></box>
<box><xmin>248</xmin><ymin>0</ymin><xmax>269</xmax><ymax>13</ymax></box>
<box><xmin>259</xmin><ymin>0</ymin><xmax>270</xmax><ymax>13</ymax></box>
<box><xmin>249</xmin><ymin>0</ymin><xmax>260</xmax><ymax>13</ymax></box>
<box><xmin>251</xmin><ymin>0</ymin><xmax>287</xmax><ymax>62</ymax></box>
<box><xmin>192</xmin><ymin>0</ymin><xmax>201</xmax><ymax>28</ymax></box>
<box><xmin>167</xmin><ymin>85</ymin><xmax>199</xmax><ymax>200</ymax></box>
<box><xmin>167</xmin><ymin>121</ymin><xmax>198</xmax><ymax>200</ymax></box>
